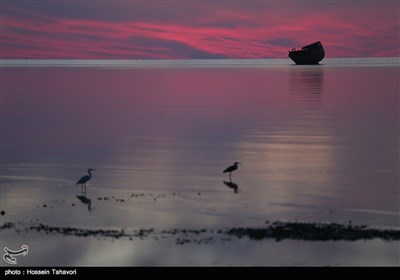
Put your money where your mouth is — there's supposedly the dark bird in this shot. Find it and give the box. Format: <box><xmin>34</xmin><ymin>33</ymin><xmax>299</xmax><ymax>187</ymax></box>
<box><xmin>223</xmin><ymin>162</ymin><xmax>241</xmax><ymax>179</ymax></box>
<box><xmin>76</xmin><ymin>168</ymin><xmax>94</xmax><ymax>192</ymax></box>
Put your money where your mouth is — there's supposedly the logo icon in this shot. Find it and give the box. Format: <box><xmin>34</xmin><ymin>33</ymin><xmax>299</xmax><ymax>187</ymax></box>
<box><xmin>3</xmin><ymin>245</ymin><xmax>29</xmax><ymax>265</ymax></box>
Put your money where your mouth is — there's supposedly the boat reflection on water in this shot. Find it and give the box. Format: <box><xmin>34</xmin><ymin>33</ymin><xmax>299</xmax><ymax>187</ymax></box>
<box><xmin>289</xmin><ymin>65</ymin><xmax>325</xmax><ymax>97</ymax></box>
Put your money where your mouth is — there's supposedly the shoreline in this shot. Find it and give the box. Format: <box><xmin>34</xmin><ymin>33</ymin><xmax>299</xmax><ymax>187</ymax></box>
<box><xmin>2</xmin><ymin>220</ymin><xmax>399</xmax><ymax>243</ymax></box>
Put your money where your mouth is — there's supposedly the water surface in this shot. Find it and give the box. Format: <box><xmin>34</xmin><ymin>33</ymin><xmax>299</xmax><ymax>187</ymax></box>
<box><xmin>1</xmin><ymin>58</ymin><xmax>399</xmax><ymax>266</ymax></box>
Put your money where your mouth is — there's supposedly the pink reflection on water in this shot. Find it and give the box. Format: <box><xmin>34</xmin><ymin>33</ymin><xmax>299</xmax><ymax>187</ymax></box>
<box><xmin>3</xmin><ymin>63</ymin><xmax>399</xmax><ymax>219</ymax></box>
<box><xmin>2</xmin><ymin>62</ymin><xmax>399</xmax><ymax>267</ymax></box>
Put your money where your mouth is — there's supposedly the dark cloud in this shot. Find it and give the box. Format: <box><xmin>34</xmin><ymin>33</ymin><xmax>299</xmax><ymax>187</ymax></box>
<box><xmin>268</xmin><ymin>38</ymin><xmax>298</xmax><ymax>48</ymax></box>
<box><xmin>127</xmin><ymin>36</ymin><xmax>227</xmax><ymax>59</ymax></box>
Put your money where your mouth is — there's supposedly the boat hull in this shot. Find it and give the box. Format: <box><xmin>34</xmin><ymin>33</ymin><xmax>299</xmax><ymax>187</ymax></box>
<box><xmin>288</xmin><ymin>41</ymin><xmax>325</xmax><ymax>65</ymax></box>
<box><xmin>288</xmin><ymin>49</ymin><xmax>325</xmax><ymax>65</ymax></box>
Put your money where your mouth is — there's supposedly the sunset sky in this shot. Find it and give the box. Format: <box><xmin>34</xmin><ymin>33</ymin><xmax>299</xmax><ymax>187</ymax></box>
<box><xmin>1</xmin><ymin>1</ymin><xmax>399</xmax><ymax>59</ymax></box>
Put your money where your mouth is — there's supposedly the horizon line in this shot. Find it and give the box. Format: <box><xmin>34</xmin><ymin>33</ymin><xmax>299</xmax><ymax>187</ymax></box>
<box><xmin>1</xmin><ymin>56</ymin><xmax>399</xmax><ymax>61</ymax></box>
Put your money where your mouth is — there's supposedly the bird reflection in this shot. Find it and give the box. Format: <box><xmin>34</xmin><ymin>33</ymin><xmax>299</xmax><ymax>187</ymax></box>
<box><xmin>223</xmin><ymin>180</ymin><xmax>239</xmax><ymax>193</ymax></box>
<box><xmin>76</xmin><ymin>194</ymin><xmax>92</xmax><ymax>212</ymax></box>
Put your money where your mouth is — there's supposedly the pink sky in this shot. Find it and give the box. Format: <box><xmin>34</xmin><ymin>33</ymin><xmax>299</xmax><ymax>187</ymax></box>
<box><xmin>1</xmin><ymin>1</ymin><xmax>399</xmax><ymax>59</ymax></box>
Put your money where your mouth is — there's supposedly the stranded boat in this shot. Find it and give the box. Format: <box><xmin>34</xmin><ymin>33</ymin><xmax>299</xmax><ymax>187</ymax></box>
<box><xmin>288</xmin><ymin>41</ymin><xmax>325</xmax><ymax>65</ymax></box>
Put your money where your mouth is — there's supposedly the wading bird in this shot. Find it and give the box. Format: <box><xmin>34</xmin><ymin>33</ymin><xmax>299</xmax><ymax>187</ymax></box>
<box><xmin>76</xmin><ymin>168</ymin><xmax>94</xmax><ymax>192</ymax></box>
<box><xmin>223</xmin><ymin>162</ymin><xmax>241</xmax><ymax>179</ymax></box>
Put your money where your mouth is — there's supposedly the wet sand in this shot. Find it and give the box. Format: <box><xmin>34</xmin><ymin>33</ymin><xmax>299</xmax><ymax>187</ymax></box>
<box><xmin>1</xmin><ymin>189</ymin><xmax>400</xmax><ymax>266</ymax></box>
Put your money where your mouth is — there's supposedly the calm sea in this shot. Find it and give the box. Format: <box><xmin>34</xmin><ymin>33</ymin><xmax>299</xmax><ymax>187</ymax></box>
<box><xmin>1</xmin><ymin>58</ymin><xmax>399</xmax><ymax>265</ymax></box>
